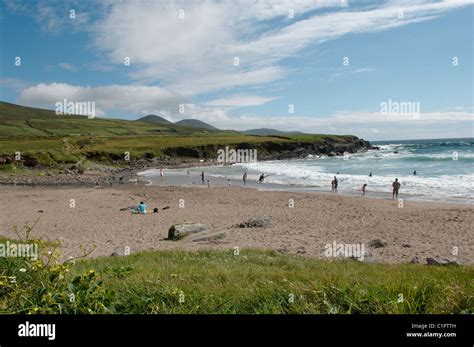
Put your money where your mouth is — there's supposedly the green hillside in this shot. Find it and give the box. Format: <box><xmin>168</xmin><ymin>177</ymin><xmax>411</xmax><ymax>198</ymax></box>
<box><xmin>0</xmin><ymin>102</ymin><xmax>218</xmax><ymax>136</ymax></box>
<box><xmin>0</xmin><ymin>101</ymin><xmax>368</xmax><ymax>168</ymax></box>
<box><xmin>175</xmin><ymin>119</ymin><xmax>219</xmax><ymax>130</ymax></box>
<box><xmin>135</xmin><ymin>114</ymin><xmax>172</xmax><ymax>124</ymax></box>
<box><xmin>242</xmin><ymin>128</ymin><xmax>306</xmax><ymax>136</ymax></box>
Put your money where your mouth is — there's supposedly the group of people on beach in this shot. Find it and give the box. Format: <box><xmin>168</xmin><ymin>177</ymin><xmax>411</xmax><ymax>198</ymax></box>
<box><xmin>165</xmin><ymin>167</ymin><xmax>413</xmax><ymax>201</ymax></box>
<box><xmin>331</xmin><ymin>172</ymin><xmax>405</xmax><ymax>199</ymax></box>
<box><xmin>198</xmin><ymin>170</ymin><xmax>266</xmax><ymax>187</ymax></box>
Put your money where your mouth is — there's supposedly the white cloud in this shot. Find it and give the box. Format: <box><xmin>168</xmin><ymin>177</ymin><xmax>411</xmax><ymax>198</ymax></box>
<box><xmin>16</xmin><ymin>82</ymin><xmax>473</xmax><ymax>140</ymax></box>
<box><xmin>352</xmin><ymin>68</ymin><xmax>376</xmax><ymax>74</ymax></box>
<box><xmin>18</xmin><ymin>83</ymin><xmax>187</xmax><ymax>117</ymax></box>
<box><xmin>0</xmin><ymin>77</ymin><xmax>32</xmax><ymax>92</ymax></box>
<box><xmin>91</xmin><ymin>0</ymin><xmax>471</xmax><ymax>96</ymax></box>
<box><xmin>208</xmin><ymin>111</ymin><xmax>473</xmax><ymax>130</ymax></box>
<box><xmin>58</xmin><ymin>63</ymin><xmax>77</xmax><ymax>72</ymax></box>
<box><xmin>204</xmin><ymin>94</ymin><xmax>276</xmax><ymax>107</ymax></box>
<box><xmin>207</xmin><ymin>111</ymin><xmax>474</xmax><ymax>140</ymax></box>
<box><xmin>328</xmin><ymin>67</ymin><xmax>376</xmax><ymax>80</ymax></box>
<box><xmin>37</xmin><ymin>2</ymin><xmax>62</xmax><ymax>33</ymax></box>
<box><xmin>4</xmin><ymin>0</ymin><xmax>91</xmax><ymax>33</ymax></box>
<box><xmin>7</xmin><ymin>0</ymin><xmax>473</xmax><ymax>140</ymax></box>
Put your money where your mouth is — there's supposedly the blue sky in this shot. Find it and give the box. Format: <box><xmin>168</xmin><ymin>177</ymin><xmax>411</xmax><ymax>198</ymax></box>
<box><xmin>0</xmin><ymin>0</ymin><xmax>472</xmax><ymax>140</ymax></box>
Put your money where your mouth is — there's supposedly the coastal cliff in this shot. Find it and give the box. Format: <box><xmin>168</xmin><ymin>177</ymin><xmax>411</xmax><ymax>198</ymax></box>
<box><xmin>159</xmin><ymin>136</ymin><xmax>373</xmax><ymax>162</ymax></box>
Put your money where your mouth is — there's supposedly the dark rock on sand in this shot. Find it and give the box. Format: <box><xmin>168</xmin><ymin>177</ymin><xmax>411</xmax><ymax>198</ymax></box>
<box><xmin>234</xmin><ymin>216</ymin><xmax>271</xmax><ymax>228</ymax></box>
<box><xmin>368</xmin><ymin>239</ymin><xmax>388</xmax><ymax>248</ymax></box>
<box><xmin>168</xmin><ymin>223</ymin><xmax>211</xmax><ymax>240</ymax></box>
<box><xmin>188</xmin><ymin>230</ymin><xmax>227</xmax><ymax>242</ymax></box>
<box><xmin>426</xmin><ymin>257</ymin><xmax>457</xmax><ymax>266</ymax></box>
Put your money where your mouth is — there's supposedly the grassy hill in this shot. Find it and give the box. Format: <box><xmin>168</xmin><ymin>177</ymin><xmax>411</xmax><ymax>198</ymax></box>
<box><xmin>242</xmin><ymin>128</ymin><xmax>306</xmax><ymax>136</ymax></box>
<box><xmin>0</xmin><ymin>102</ymin><xmax>214</xmax><ymax>137</ymax></box>
<box><xmin>0</xmin><ymin>101</ymin><xmax>369</xmax><ymax>168</ymax></box>
<box><xmin>136</xmin><ymin>115</ymin><xmax>172</xmax><ymax>124</ymax></box>
<box><xmin>137</xmin><ymin>115</ymin><xmax>218</xmax><ymax>131</ymax></box>
<box><xmin>175</xmin><ymin>119</ymin><xmax>218</xmax><ymax>130</ymax></box>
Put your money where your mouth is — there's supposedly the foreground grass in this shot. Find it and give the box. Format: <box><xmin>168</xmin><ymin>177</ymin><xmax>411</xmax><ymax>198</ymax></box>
<box><xmin>1</xmin><ymin>232</ymin><xmax>472</xmax><ymax>314</ymax></box>
<box><xmin>68</xmin><ymin>249</ymin><xmax>473</xmax><ymax>314</ymax></box>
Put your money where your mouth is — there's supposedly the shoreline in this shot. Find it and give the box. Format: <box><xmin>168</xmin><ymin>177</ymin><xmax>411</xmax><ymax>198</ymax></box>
<box><xmin>1</xmin><ymin>158</ymin><xmax>471</xmax><ymax>206</ymax></box>
<box><xmin>138</xmin><ymin>166</ymin><xmax>474</xmax><ymax>205</ymax></box>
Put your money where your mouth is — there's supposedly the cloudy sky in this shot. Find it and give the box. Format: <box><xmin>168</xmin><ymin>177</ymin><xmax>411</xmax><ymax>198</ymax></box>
<box><xmin>0</xmin><ymin>0</ymin><xmax>472</xmax><ymax>140</ymax></box>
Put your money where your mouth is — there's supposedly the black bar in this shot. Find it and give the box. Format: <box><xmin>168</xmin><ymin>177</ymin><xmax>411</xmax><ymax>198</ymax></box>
<box><xmin>0</xmin><ymin>314</ymin><xmax>472</xmax><ymax>346</ymax></box>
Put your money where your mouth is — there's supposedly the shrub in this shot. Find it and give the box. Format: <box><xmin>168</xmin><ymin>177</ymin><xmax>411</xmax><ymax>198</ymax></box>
<box><xmin>0</xmin><ymin>221</ymin><xmax>115</xmax><ymax>314</ymax></box>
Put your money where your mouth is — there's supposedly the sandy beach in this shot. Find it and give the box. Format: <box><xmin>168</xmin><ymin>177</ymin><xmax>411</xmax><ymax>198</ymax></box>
<box><xmin>0</xmin><ymin>184</ymin><xmax>472</xmax><ymax>264</ymax></box>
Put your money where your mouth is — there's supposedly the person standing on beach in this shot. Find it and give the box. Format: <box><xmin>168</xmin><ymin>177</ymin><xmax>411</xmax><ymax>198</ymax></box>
<box><xmin>333</xmin><ymin>176</ymin><xmax>338</xmax><ymax>193</ymax></box>
<box><xmin>160</xmin><ymin>168</ymin><xmax>164</xmax><ymax>180</ymax></box>
<box><xmin>392</xmin><ymin>178</ymin><xmax>401</xmax><ymax>199</ymax></box>
<box><xmin>201</xmin><ymin>171</ymin><xmax>205</xmax><ymax>184</ymax></box>
<box><xmin>361</xmin><ymin>183</ymin><xmax>367</xmax><ymax>196</ymax></box>
<box><xmin>243</xmin><ymin>172</ymin><xmax>247</xmax><ymax>185</ymax></box>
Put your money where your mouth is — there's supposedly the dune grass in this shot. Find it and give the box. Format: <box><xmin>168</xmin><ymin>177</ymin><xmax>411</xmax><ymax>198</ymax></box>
<box><xmin>69</xmin><ymin>249</ymin><xmax>473</xmax><ymax>314</ymax></box>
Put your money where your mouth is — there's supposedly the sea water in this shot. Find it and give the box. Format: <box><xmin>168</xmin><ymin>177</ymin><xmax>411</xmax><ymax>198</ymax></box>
<box><xmin>139</xmin><ymin>138</ymin><xmax>473</xmax><ymax>203</ymax></box>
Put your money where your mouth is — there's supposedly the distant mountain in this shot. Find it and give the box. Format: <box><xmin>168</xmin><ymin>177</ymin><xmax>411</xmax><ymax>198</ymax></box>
<box><xmin>136</xmin><ymin>115</ymin><xmax>172</xmax><ymax>124</ymax></box>
<box><xmin>242</xmin><ymin>128</ymin><xmax>306</xmax><ymax>136</ymax></box>
<box><xmin>175</xmin><ymin>119</ymin><xmax>218</xmax><ymax>130</ymax></box>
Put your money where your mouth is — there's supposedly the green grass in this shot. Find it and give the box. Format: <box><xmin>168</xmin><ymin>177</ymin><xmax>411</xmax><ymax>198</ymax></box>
<box><xmin>0</xmin><ymin>134</ymin><xmax>356</xmax><ymax>167</ymax></box>
<box><xmin>0</xmin><ymin>101</ymin><xmax>360</xmax><ymax>167</ymax></box>
<box><xmin>69</xmin><ymin>249</ymin><xmax>473</xmax><ymax>314</ymax></box>
<box><xmin>1</xmin><ymin>238</ymin><xmax>472</xmax><ymax>314</ymax></box>
<box><xmin>0</xmin><ymin>101</ymin><xmax>214</xmax><ymax>137</ymax></box>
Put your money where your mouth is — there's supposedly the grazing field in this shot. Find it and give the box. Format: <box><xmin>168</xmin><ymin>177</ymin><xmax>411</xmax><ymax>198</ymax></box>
<box><xmin>0</xmin><ymin>101</ymin><xmax>210</xmax><ymax>136</ymax></box>
<box><xmin>0</xmin><ymin>101</ymin><xmax>358</xmax><ymax>167</ymax></box>
<box><xmin>0</xmin><ymin>134</ymin><xmax>348</xmax><ymax>166</ymax></box>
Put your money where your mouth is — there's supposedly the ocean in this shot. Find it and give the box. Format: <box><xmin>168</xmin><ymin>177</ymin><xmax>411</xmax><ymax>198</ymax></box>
<box><xmin>139</xmin><ymin>138</ymin><xmax>473</xmax><ymax>203</ymax></box>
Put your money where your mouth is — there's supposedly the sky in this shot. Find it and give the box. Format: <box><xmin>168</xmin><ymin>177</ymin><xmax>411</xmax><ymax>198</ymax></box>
<box><xmin>0</xmin><ymin>0</ymin><xmax>473</xmax><ymax>141</ymax></box>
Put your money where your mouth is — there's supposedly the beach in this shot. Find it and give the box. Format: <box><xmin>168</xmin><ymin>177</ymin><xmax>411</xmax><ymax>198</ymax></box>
<box><xmin>1</xmin><ymin>183</ymin><xmax>472</xmax><ymax>264</ymax></box>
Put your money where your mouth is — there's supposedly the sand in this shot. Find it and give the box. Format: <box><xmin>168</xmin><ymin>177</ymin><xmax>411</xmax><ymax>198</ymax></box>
<box><xmin>0</xmin><ymin>185</ymin><xmax>472</xmax><ymax>264</ymax></box>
